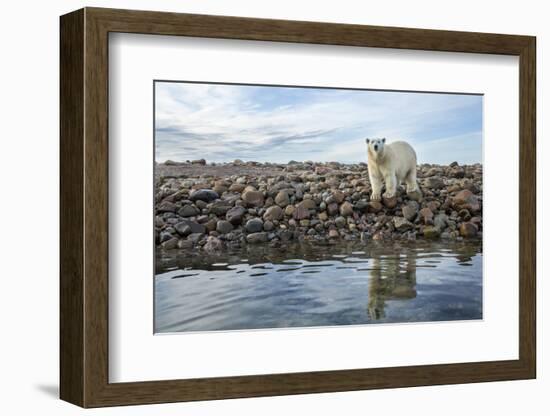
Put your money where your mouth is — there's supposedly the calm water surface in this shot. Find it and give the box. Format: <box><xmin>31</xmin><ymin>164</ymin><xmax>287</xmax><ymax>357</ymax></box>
<box><xmin>155</xmin><ymin>240</ymin><xmax>482</xmax><ymax>333</ymax></box>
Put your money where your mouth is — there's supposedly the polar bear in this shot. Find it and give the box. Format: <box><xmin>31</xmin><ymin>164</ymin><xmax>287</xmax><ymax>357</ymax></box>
<box><xmin>365</xmin><ymin>138</ymin><xmax>420</xmax><ymax>201</ymax></box>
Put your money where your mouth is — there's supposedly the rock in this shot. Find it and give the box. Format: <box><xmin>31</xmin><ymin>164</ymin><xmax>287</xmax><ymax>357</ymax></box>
<box><xmin>205</xmin><ymin>219</ymin><xmax>217</xmax><ymax>232</ymax></box>
<box><xmin>161</xmin><ymin>237</ymin><xmax>179</xmax><ymax>250</ymax></box>
<box><xmin>318</xmin><ymin>212</ymin><xmax>328</xmax><ymax>221</ymax></box>
<box><xmin>177</xmin><ymin>239</ymin><xmax>193</xmax><ymax>249</ymax></box>
<box><xmin>418</xmin><ymin>207</ymin><xmax>434</xmax><ymax>225</ymax></box>
<box><xmin>423</xmin><ymin>226</ymin><xmax>441</xmax><ymax>239</ymax></box>
<box><xmin>284</xmin><ymin>205</ymin><xmax>296</xmax><ymax>217</ymax></box>
<box><xmin>452</xmin><ymin>189</ymin><xmax>481</xmax><ymax>213</ymax></box>
<box><xmin>459</xmin><ymin>222</ymin><xmax>478</xmax><ymax>238</ymax></box>
<box><xmin>174</xmin><ymin>220</ymin><xmax>205</xmax><ymax>236</ymax></box>
<box><xmin>327</xmin><ymin>203</ymin><xmax>339</xmax><ymax>216</ymax></box>
<box><xmin>203</xmin><ymin>236</ymin><xmax>224</xmax><ymax>252</ymax></box>
<box><xmin>339</xmin><ymin>201</ymin><xmax>354</xmax><ymax>216</ymax></box>
<box><xmin>335</xmin><ymin>216</ymin><xmax>347</xmax><ymax>228</ymax></box>
<box><xmin>191</xmin><ymin>158</ymin><xmax>206</xmax><ymax>165</ymax></box>
<box><xmin>298</xmin><ymin>199</ymin><xmax>317</xmax><ymax>210</ymax></box>
<box><xmin>189</xmin><ymin>189</ymin><xmax>219</xmax><ymax>203</ymax></box>
<box><xmin>368</xmin><ymin>201</ymin><xmax>383</xmax><ymax>213</ymax></box>
<box><xmin>242</xmin><ymin>190</ymin><xmax>265</xmax><ymax>207</ymax></box>
<box><xmin>209</xmin><ymin>200</ymin><xmax>232</xmax><ymax>215</ymax></box>
<box><xmin>177</xmin><ymin>204</ymin><xmax>199</xmax><ymax>217</ymax></box>
<box><xmin>157</xmin><ymin>200</ymin><xmax>176</xmax><ymax>213</ymax></box>
<box><xmin>263</xmin><ymin>205</ymin><xmax>283</xmax><ymax>221</ymax></box>
<box><xmin>434</xmin><ymin>214</ymin><xmax>448</xmax><ymax>230</ymax></box>
<box><xmin>328</xmin><ymin>190</ymin><xmax>345</xmax><ymax>204</ymax></box>
<box><xmin>159</xmin><ymin>231</ymin><xmax>174</xmax><ymax>243</ymax></box>
<box><xmin>393</xmin><ymin>217</ymin><xmax>414</xmax><ymax>231</ymax></box>
<box><xmin>402</xmin><ymin>201</ymin><xmax>419</xmax><ymax>221</ymax></box>
<box><xmin>245</xmin><ymin>218</ymin><xmax>264</xmax><ymax>233</ymax></box>
<box><xmin>246</xmin><ymin>232</ymin><xmax>268</xmax><ymax>244</ymax></box>
<box><xmin>293</xmin><ymin>205</ymin><xmax>310</xmax><ymax>220</ymax></box>
<box><xmin>425</xmin><ymin>176</ymin><xmax>445</xmax><ymax>189</ymax></box>
<box><xmin>274</xmin><ymin>191</ymin><xmax>290</xmax><ymax>207</ymax></box>
<box><xmin>216</xmin><ymin>220</ymin><xmax>233</xmax><ymax>234</ymax></box>
<box><xmin>407</xmin><ymin>189</ymin><xmax>423</xmax><ymax>202</ymax></box>
<box><xmin>329</xmin><ymin>229</ymin><xmax>340</xmax><ymax>238</ymax></box>
<box><xmin>355</xmin><ymin>200</ymin><xmax>369</xmax><ymax>212</ymax></box>
<box><xmin>226</xmin><ymin>206</ymin><xmax>246</xmax><ymax>225</ymax></box>
<box><xmin>382</xmin><ymin>195</ymin><xmax>397</xmax><ymax>208</ymax></box>
<box><xmin>263</xmin><ymin>220</ymin><xmax>274</xmax><ymax>231</ymax></box>
<box><xmin>458</xmin><ymin>208</ymin><xmax>472</xmax><ymax>221</ymax></box>
<box><xmin>229</xmin><ymin>183</ymin><xmax>246</xmax><ymax>193</ymax></box>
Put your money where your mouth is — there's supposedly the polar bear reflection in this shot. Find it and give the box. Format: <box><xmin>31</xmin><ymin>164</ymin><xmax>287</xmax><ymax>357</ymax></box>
<box><xmin>367</xmin><ymin>250</ymin><xmax>418</xmax><ymax>320</ymax></box>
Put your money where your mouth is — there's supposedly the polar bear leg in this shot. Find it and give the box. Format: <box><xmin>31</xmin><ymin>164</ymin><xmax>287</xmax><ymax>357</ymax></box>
<box><xmin>369</xmin><ymin>170</ymin><xmax>383</xmax><ymax>201</ymax></box>
<box><xmin>405</xmin><ymin>169</ymin><xmax>419</xmax><ymax>193</ymax></box>
<box><xmin>383</xmin><ymin>173</ymin><xmax>397</xmax><ymax>198</ymax></box>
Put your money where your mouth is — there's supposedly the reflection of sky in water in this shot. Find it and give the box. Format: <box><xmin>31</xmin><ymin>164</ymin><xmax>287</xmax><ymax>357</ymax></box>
<box><xmin>155</xmin><ymin>241</ymin><xmax>482</xmax><ymax>333</ymax></box>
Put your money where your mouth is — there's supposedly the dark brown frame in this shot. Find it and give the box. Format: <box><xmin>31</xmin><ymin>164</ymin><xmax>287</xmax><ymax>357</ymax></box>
<box><xmin>60</xmin><ymin>7</ymin><xmax>536</xmax><ymax>408</ymax></box>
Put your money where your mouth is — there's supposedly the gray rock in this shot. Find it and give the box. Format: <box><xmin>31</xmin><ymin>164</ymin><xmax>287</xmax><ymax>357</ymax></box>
<box><xmin>226</xmin><ymin>206</ymin><xmax>246</xmax><ymax>225</ymax></box>
<box><xmin>335</xmin><ymin>216</ymin><xmax>347</xmax><ymax>228</ymax></box>
<box><xmin>393</xmin><ymin>217</ymin><xmax>414</xmax><ymax>231</ymax></box>
<box><xmin>178</xmin><ymin>204</ymin><xmax>199</xmax><ymax>217</ymax></box>
<box><xmin>245</xmin><ymin>218</ymin><xmax>264</xmax><ymax>233</ymax></box>
<box><xmin>263</xmin><ymin>220</ymin><xmax>275</xmax><ymax>231</ymax></box>
<box><xmin>157</xmin><ymin>200</ymin><xmax>176</xmax><ymax>213</ymax></box>
<box><xmin>203</xmin><ymin>236</ymin><xmax>224</xmax><ymax>252</ymax></box>
<box><xmin>216</xmin><ymin>220</ymin><xmax>233</xmax><ymax>234</ymax></box>
<box><xmin>174</xmin><ymin>220</ymin><xmax>205</xmax><ymax>236</ymax></box>
<box><xmin>159</xmin><ymin>231</ymin><xmax>174</xmax><ymax>243</ymax></box>
<box><xmin>327</xmin><ymin>203</ymin><xmax>339</xmax><ymax>216</ymax></box>
<box><xmin>246</xmin><ymin>232</ymin><xmax>268</xmax><ymax>244</ymax></box>
<box><xmin>402</xmin><ymin>201</ymin><xmax>419</xmax><ymax>221</ymax></box>
<box><xmin>189</xmin><ymin>189</ymin><xmax>219</xmax><ymax>202</ymax></box>
<box><xmin>425</xmin><ymin>176</ymin><xmax>445</xmax><ymax>189</ymax></box>
<box><xmin>209</xmin><ymin>200</ymin><xmax>232</xmax><ymax>215</ymax></box>
<box><xmin>161</xmin><ymin>237</ymin><xmax>179</xmax><ymax>250</ymax></box>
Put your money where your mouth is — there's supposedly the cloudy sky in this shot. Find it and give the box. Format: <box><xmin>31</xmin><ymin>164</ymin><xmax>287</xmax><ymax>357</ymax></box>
<box><xmin>154</xmin><ymin>81</ymin><xmax>482</xmax><ymax>164</ymax></box>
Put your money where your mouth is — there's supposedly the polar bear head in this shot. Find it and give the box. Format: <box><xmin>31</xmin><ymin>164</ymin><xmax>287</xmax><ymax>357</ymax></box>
<box><xmin>365</xmin><ymin>138</ymin><xmax>386</xmax><ymax>159</ymax></box>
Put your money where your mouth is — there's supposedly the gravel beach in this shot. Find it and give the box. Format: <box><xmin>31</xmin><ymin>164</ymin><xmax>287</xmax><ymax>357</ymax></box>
<box><xmin>155</xmin><ymin>159</ymin><xmax>482</xmax><ymax>252</ymax></box>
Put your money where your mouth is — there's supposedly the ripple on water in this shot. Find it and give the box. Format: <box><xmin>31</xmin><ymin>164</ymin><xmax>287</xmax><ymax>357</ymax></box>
<box><xmin>155</xmin><ymin>240</ymin><xmax>483</xmax><ymax>332</ymax></box>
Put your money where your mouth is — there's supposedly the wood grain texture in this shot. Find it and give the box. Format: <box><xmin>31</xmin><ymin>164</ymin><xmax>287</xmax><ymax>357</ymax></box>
<box><xmin>59</xmin><ymin>8</ymin><xmax>84</xmax><ymax>407</ymax></box>
<box><xmin>59</xmin><ymin>7</ymin><xmax>537</xmax><ymax>408</ymax></box>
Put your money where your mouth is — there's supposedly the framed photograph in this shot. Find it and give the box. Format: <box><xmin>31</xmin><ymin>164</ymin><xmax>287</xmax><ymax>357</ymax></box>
<box><xmin>60</xmin><ymin>7</ymin><xmax>536</xmax><ymax>407</ymax></box>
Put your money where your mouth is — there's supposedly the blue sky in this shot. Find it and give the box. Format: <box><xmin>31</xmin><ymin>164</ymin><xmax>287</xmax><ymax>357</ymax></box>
<box><xmin>155</xmin><ymin>81</ymin><xmax>482</xmax><ymax>164</ymax></box>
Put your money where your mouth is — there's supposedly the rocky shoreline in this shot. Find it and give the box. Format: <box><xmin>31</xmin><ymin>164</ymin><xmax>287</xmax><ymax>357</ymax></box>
<box><xmin>155</xmin><ymin>160</ymin><xmax>482</xmax><ymax>252</ymax></box>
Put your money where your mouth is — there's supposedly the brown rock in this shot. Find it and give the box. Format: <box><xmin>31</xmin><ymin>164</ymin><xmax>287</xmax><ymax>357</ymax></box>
<box><xmin>298</xmin><ymin>199</ymin><xmax>317</xmax><ymax>210</ymax></box>
<box><xmin>340</xmin><ymin>201</ymin><xmax>354</xmax><ymax>216</ymax></box>
<box><xmin>418</xmin><ymin>207</ymin><xmax>434</xmax><ymax>225</ymax></box>
<box><xmin>368</xmin><ymin>201</ymin><xmax>383</xmax><ymax>213</ymax></box>
<box><xmin>453</xmin><ymin>189</ymin><xmax>480</xmax><ymax>213</ymax></box>
<box><xmin>274</xmin><ymin>190</ymin><xmax>290</xmax><ymax>207</ymax></box>
<box><xmin>263</xmin><ymin>205</ymin><xmax>283</xmax><ymax>221</ymax></box>
<box><xmin>382</xmin><ymin>195</ymin><xmax>397</xmax><ymax>208</ymax></box>
<box><xmin>242</xmin><ymin>190</ymin><xmax>264</xmax><ymax>207</ymax></box>
<box><xmin>459</xmin><ymin>222</ymin><xmax>478</xmax><ymax>238</ymax></box>
<box><xmin>293</xmin><ymin>205</ymin><xmax>310</xmax><ymax>220</ymax></box>
<box><xmin>327</xmin><ymin>203</ymin><xmax>339</xmax><ymax>216</ymax></box>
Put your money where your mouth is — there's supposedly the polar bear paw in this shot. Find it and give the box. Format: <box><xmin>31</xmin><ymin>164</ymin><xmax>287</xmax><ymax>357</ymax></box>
<box><xmin>383</xmin><ymin>191</ymin><xmax>396</xmax><ymax>199</ymax></box>
<box><xmin>371</xmin><ymin>192</ymin><xmax>382</xmax><ymax>201</ymax></box>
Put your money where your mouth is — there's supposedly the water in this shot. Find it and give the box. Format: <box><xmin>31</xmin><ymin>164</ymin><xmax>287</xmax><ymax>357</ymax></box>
<box><xmin>155</xmin><ymin>240</ymin><xmax>482</xmax><ymax>333</ymax></box>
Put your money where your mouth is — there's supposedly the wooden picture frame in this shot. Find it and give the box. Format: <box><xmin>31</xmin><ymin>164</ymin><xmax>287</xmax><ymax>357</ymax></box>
<box><xmin>60</xmin><ymin>7</ymin><xmax>536</xmax><ymax>408</ymax></box>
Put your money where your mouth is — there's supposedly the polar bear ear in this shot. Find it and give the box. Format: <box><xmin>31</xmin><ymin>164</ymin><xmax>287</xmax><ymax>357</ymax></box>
<box><xmin>381</xmin><ymin>138</ymin><xmax>386</xmax><ymax>143</ymax></box>
<box><xmin>365</xmin><ymin>138</ymin><xmax>370</xmax><ymax>144</ymax></box>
